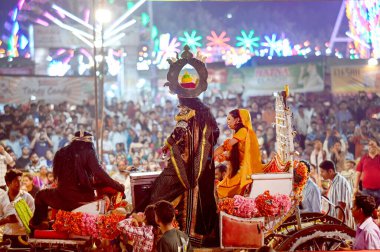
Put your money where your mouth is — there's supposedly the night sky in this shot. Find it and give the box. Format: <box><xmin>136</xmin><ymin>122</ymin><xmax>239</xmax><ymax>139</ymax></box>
<box><xmin>0</xmin><ymin>0</ymin><xmax>346</xmax><ymax>48</ymax></box>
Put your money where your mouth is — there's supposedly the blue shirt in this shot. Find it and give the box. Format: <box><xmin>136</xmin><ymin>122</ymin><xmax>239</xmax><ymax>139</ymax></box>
<box><xmin>301</xmin><ymin>178</ymin><xmax>321</xmax><ymax>213</ymax></box>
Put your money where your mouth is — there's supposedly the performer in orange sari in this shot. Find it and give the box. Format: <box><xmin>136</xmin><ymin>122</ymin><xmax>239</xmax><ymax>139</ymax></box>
<box><xmin>214</xmin><ymin>109</ymin><xmax>263</xmax><ymax>199</ymax></box>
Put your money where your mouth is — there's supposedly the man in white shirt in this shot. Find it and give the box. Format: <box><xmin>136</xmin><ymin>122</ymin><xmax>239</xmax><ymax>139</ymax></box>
<box><xmin>0</xmin><ymin>145</ymin><xmax>15</xmax><ymax>190</ymax></box>
<box><xmin>111</xmin><ymin>161</ymin><xmax>132</xmax><ymax>204</ymax></box>
<box><xmin>0</xmin><ymin>169</ymin><xmax>34</xmax><ymax>248</ymax></box>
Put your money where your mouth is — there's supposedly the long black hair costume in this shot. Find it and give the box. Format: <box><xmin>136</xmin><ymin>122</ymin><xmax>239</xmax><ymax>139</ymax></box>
<box><xmin>30</xmin><ymin>131</ymin><xmax>124</xmax><ymax>227</ymax></box>
<box><xmin>149</xmin><ymin>47</ymin><xmax>220</xmax><ymax>246</ymax></box>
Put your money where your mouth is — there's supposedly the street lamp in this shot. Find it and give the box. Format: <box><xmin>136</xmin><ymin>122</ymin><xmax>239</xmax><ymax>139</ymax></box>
<box><xmin>92</xmin><ymin>0</ymin><xmax>111</xmax><ymax>158</ymax></box>
<box><xmin>368</xmin><ymin>57</ymin><xmax>378</xmax><ymax>66</ymax></box>
<box><xmin>95</xmin><ymin>8</ymin><xmax>112</xmax><ymax>24</ymax></box>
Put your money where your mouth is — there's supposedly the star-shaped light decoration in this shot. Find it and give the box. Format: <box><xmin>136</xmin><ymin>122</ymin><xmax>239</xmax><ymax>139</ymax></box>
<box><xmin>236</xmin><ymin>30</ymin><xmax>260</xmax><ymax>52</ymax></box>
<box><xmin>206</xmin><ymin>31</ymin><xmax>231</xmax><ymax>49</ymax></box>
<box><xmin>154</xmin><ymin>33</ymin><xmax>181</xmax><ymax>68</ymax></box>
<box><xmin>261</xmin><ymin>33</ymin><xmax>283</xmax><ymax>57</ymax></box>
<box><xmin>179</xmin><ymin>30</ymin><xmax>202</xmax><ymax>51</ymax></box>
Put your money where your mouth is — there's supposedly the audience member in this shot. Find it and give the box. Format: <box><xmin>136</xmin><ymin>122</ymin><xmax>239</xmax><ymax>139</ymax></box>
<box><xmin>117</xmin><ymin>204</ymin><xmax>159</xmax><ymax>252</ymax></box>
<box><xmin>355</xmin><ymin>138</ymin><xmax>380</xmax><ymax>206</ymax></box>
<box><xmin>352</xmin><ymin>194</ymin><xmax>380</xmax><ymax>250</ymax></box>
<box><xmin>15</xmin><ymin>146</ymin><xmax>31</xmax><ymax>171</ymax></box>
<box><xmin>0</xmin><ymin>144</ymin><xmax>15</xmax><ymax>190</ymax></box>
<box><xmin>154</xmin><ymin>200</ymin><xmax>192</xmax><ymax>252</ymax></box>
<box><xmin>29</xmin><ymin>130</ymin><xmax>53</xmax><ymax>159</ymax></box>
<box><xmin>25</xmin><ymin>152</ymin><xmax>46</xmax><ymax>173</ymax></box>
<box><xmin>0</xmin><ymin>169</ymin><xmax>34</xmax><ymax>248</ymax></box>
<box><xmin>300</xmin><ymin>160</ymin><xmax>321</xmax><ymax>213</ymax></box>
<box><xmin>320</xmin><ymin>160</ymin><xmax>353</xmax><ymax>227</ymax></box>
<box><xmin>22</xmin><ymin>173</ymin><xmax>40</xmax><ymax>199</ymax></box>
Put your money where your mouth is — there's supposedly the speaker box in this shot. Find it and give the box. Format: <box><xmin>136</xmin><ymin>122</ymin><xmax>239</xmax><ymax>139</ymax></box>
<box><xmin>130</xmin><ymin>171</ymin><xmax>161</xmax><ymax>212</ymax></box>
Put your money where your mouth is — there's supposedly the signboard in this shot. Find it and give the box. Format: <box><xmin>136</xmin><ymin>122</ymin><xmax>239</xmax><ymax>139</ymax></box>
<box><xmin>0</xmin><ymin>76</ymin><xmax>94</xmax><ymax>104</ymax></box>
<box><xmin>227</xmin><ymin>62</ymin><xmax>325</xmax><ymax>96</ymax></box>
<box><xmin>331</xmin><ymin>65</ymin><xmax>380</xmax><ymax>94</ymax></box>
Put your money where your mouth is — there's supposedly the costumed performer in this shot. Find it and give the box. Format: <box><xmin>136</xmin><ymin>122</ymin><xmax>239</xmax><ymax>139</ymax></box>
<box><xmin>29</xmin><ymin>131</ymin><xmax>125</xmax><ymax>229</ymax></box>
<box><xmin>214</xmin><ymin>109</ymin><xmax>263</xmax><ymax>199</ymax></box>
<box><xmin>149</xmin><ymin>97</ymin><xmax>219</xmax><ymax>245</ymax></box>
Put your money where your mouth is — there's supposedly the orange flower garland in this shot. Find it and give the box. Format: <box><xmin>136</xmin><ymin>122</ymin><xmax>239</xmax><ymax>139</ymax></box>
<box><xmin>293</xmin><ymin>160</ymin><xmax>308</xmax><ymax>195</ymax></box>
<box><xmin>53</xmin><ymin>210</ymin><xmax>124</xmax><ymax>240</ymax></box>
<box><xmin>217</xmin><ymin>198</ymin><xmax>235</xmax><ymax>215</ymax></box>
<box><xmin>254</xmin><ymin>190</ymin><xmax>279</xmax><ymax>217</ymax></box>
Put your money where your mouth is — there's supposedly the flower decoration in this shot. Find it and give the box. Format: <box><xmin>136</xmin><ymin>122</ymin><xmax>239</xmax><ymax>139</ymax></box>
<box><xmin>273</xmin><ymin>193</ymin><xmax>291</xmax><ymax>214</ymax></box>
<box><xmin>217</xmin><ymin>198</ymin><xmax>235</xmax><ymax>215</ymax></box>
<box><xmin>53</xmin><ymin>210</ymin><xmax>124</xmax><ymax>240</ymax></box>
<box><xmin>218</xmin><ymin>191</ymin><xmax>291</xmax><ymax>218</ymax></box>
<box><xmin>233</xmin><ymin>195</ymin><xmax>258</xmax><ymax>218</ymax></box>
<box><xmin>255</xmin><ymin>190</ymin><xmax>279</xmax><ymax>217</ymax></box>
<box><xmin>293</xmin><ymin>160</ymin><xmax>308</xmax><ymax>195</ymax></box>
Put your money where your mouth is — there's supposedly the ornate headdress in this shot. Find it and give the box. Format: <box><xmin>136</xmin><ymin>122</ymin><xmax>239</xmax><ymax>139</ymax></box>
<box><xmin>71</xmin><ymin>130</ymin><xmax>94</xmax><ymax>143</ymax></box>
<box><xmin>164</xmin><ymin>45</ymin><xmax>208</xmax><ymax>98</ymax></box>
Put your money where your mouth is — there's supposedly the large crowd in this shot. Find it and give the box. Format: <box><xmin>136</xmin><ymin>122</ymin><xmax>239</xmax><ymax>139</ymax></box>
<box><xmin>0</xmin><ymin>89</ymin><xmax>380</xmax><ymax>250</ymax></box>
<box><xmin>0</xmin><ymin>90</ymin><xmax>379</xmax><ymax>194</ymax></box>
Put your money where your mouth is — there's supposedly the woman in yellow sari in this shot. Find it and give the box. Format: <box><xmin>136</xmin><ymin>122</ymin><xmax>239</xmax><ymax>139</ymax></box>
<box><xmin>214</xmin><ymin>109</ymin><xmax>263</xmax><ymax>199</ymax></box>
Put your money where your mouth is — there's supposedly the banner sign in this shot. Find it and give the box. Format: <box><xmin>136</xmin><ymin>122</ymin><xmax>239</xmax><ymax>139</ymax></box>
<box><xmin>331</xmin><ymin>65</ymin><xmax>380</xmax><ymax>94</ymax></box>
<box><xmin>227</xmin><ymin>62</ymin><xmax>324</xmax><ymax>96</ymax></box>
<box><xmin>0</xmin><ymin>76</ymin><xmax>94</xmax><ymax>104</ymax></box>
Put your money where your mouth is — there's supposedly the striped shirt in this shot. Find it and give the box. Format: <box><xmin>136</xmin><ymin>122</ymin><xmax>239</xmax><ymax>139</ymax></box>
<box><xmin>327</xmin><ymin>173</ymin><xmax>354</xmax><ymax>228</ymax></box>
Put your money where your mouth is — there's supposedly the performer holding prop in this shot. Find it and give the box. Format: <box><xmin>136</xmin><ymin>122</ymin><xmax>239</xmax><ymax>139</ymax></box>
<box><xmin>149</xmin><ymin>46</ymin><xmax>219</xmax><ymax>246</ymax></box>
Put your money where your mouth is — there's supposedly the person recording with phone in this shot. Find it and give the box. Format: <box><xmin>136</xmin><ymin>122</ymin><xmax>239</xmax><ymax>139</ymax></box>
<box><xmin>30</xmin><ymin>130</ymin><xmax>53</xmax><ymax>160</ymax></box>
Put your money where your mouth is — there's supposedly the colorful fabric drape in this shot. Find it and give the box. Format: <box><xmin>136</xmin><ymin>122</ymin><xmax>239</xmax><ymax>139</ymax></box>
<box><xmin>217</xmin><ymin>109</ymin><xmax>263</xmax><ymax>198</ymax></box>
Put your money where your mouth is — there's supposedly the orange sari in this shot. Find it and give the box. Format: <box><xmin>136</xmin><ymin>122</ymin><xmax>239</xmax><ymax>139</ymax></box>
<box><xmin>217</xmin><ymin>109</ymin><xmax>263</xmax><ymax>198</ymax></box>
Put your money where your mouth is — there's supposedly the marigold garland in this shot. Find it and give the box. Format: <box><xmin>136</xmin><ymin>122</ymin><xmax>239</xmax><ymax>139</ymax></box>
<box><xmin>53</xmin><ymin>210</ymin><xmax>124</xmax><ymax>240</ymax></box>
<box><xmin>254</xmin><ymin>190</ymin><xmax>279</xmax><ymax>217</ymax></box>
<box><xmin>217</xmin><ymin>198</ymin><xmax>235</xmax><ymax>215</ymax></box>
<box><xmin>293</xmin><ymin>160</ymin><xmax>308</xmax><ymax>195</ymax></box>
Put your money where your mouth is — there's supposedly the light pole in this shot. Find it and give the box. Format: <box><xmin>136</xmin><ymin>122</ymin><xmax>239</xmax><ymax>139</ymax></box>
<box><xmin>93</xmin><ymin>0</ymin><xmax>111</xmax><ymax>159</ymax></box>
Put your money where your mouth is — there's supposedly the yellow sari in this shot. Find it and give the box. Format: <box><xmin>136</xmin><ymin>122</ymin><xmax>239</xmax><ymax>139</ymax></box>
<box><xmin>217</xmin><ymin>109</ymin><xmax>263</xmax><ymax>198</ymax></box>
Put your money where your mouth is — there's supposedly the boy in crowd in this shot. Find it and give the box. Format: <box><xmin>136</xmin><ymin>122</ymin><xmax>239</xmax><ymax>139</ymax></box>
<box><xmin>154</xmin><ymin>200</ymin><xmax>192</xmax><ymax>252</ymax></box>
<box><xmin>0</xmin><ymin>169</ymin><xmax>34</xmax><ymax>248</ymax></box>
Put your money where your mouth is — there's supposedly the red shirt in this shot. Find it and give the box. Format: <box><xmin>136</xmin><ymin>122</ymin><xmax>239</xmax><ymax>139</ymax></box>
<box><xmin>357</xmin><ymin>154</ymin><xmax>380</xmax><ymax>190</ymax></box>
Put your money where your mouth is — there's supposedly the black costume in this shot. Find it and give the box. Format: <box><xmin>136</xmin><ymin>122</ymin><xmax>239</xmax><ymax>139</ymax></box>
<box><xmin>30</xmin><ymin>131</ymin><xmax>124</xmax><ymax>226</ymax></box>
<box><xmin>150</xmin><ymin>97</ymin><xmax>219</xmax><ymax>246</ymax></box>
